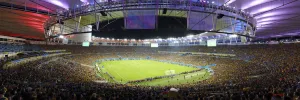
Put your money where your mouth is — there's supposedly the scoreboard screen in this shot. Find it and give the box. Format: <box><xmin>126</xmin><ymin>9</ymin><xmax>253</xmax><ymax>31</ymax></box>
<box><xmin>125</xmin><ymin>10</ymin><xmax>156</xmax><ymax>29</ymax></box>
<box><xmin>82</xmin><ymin>42</ymin><xmax>90</xmax><ymax>47</ymax></box>
<box><xmin>151</xmin><ymin>43</ymin><xmax>159</xmax><ymax>47</ymax></box>
<box><xmin>207</xmin><ymin>39</ymin><xmax>217</xmax><ymax>47</ymax></box>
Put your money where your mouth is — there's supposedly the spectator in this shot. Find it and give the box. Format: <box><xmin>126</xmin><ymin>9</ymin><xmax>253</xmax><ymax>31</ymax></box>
<box><xmin>0</xmin><ymin>86</ymin><xmax>7</xmax><ymax>100</ymax></box>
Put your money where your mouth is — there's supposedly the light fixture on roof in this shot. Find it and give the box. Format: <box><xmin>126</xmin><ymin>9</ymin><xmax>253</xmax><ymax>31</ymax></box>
<box><xmin>168</xmin><ymin>38</ymin><xmax>176</xmax><ymax>40</ymax></box>
<box><xmin>58</xmin><ymin>35</ymin><xmax>64</xmax><ymax>39</ymax></box>
<box><xmin>229</xmin><ymin>34</ymin><xmax>238</xmax><ymax>38</ymax></box>
<box><xmin>44</xmin><ymin>0</ymin><xmax>69</xmax><ymax>9</ymax></box>
<box><xmin>226</xmin><ymin>0</ymin><xmax>236</xmax><ymax>5</ymax></box>
<box><xmin>187</xmin><ymin>35</ymin><xmax>194</xmax><ymax>38</ymax></box>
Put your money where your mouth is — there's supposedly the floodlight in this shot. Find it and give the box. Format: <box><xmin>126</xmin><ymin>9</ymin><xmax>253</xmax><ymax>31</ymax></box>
<box><xmin>187</xmin><ymin>35</ymin><xmax>194</xmax><ymax>38</ymax></box>
<box><xmin>229</xmin><ymin>34</ymin><xmax>238</xmax><ymax>38</ymax></box>
<box><xmin>58</xmin><ymin>35</ymin><xmax>64</xmax><ymax>39</ymax></box>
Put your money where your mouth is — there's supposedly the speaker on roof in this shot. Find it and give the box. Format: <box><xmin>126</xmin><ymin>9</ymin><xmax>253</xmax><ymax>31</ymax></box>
<box><xmin>163</xmin><ymin>8</ymin><xmax>167</xmax><ymax>14</ymax></box>
<box><xmin>100</xmin><ymin>11</ymin><xmax>107</xmax><ymax>16</ymax></box>
<box><xmin>217</xmin><ymin>14</ymin><xmax>224</xmax><ymax>19</ymax></box>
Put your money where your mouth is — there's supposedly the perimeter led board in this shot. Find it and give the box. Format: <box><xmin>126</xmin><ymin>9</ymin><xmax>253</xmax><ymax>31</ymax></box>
<box><xmin>207</xmin><ymin>39</ymin><xmax>217</xmax><ymax>47</ymax></box>
<box><xmin>151</xmin><ymin>43</ymin><xmax>159</xmax><ymax>47</ymax></box>
<box><xmin>82</xmin><ymin>42</ymin><xmax>90</xmax><ymax>47</ymax></box>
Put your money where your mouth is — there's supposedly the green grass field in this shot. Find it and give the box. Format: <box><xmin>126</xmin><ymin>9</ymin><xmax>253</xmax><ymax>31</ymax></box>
<box><xmin>96</xmin><ymin>60</ymin><xmax>210</xmax><ymax>86</ymax></box>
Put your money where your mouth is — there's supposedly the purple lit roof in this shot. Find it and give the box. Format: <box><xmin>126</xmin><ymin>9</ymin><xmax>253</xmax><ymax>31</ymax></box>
<box><xmin>1</xmin><ymin>0</ymin><xmax>300</xmax><ymax>39</ymax></box>
<box><xmin>228</xmin><ymin>0</ymin><xmax>300</xmax><ymax>38</ymax></box>
<box><xmin>43</xmin><ymin>0</ymin><xmax>69</xmax><ymax>9</ymax></box>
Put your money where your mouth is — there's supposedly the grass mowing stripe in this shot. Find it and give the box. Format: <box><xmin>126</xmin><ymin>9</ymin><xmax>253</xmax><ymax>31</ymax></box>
<box><xmin>97</xmin><ymin>60</ymin><xmax>210</xmax><ymax>86</ymax></box>
<box><xmin>105</xmin><ymin>62</ymin><xmax>126</xmax><ymax>83</ymax></box>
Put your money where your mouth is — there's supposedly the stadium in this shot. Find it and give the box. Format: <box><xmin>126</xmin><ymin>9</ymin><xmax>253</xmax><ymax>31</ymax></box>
<box><xmin>1</xmin><ymin>0</ymin><xmax>300</xmax><ymax>99</ymax></box>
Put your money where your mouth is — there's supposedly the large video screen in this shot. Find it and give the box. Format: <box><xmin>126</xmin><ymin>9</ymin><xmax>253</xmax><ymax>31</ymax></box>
<box><xmin>151</xmin><ymin>43</ymin><xmax>159</xmax><ymax>47</ymax></box>
<box><xmin>125</xmin><ymin>10</ymin><xmax>156</xmax><ymax>29</ymax></box>
<box><xmin>82</xmin><ymin>42</ymin><xmax>90</xmax><ymax>47</ymax></box>
<box><xmin>188</xmin><ymin>11</ymin><xmax>213</xmax><ymax>30</ymax></box>
<box><xmin>207</xmin><ymin>39</ymin><xmax>217</xmax><ymax>47</ymax></box>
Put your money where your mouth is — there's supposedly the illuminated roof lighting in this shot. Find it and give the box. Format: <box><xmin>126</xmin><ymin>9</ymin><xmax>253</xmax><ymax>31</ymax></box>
<box><xmin>187</xmin><ymin>35</ymin><xmax>194</xmax><ymax>38</ymax></box>
<box><xmin>229</xmin><ymin>34</ymin><xmax>238</xmax><ymax>38</ymax></box>
<box><xmin>58</xmin><ymin>35</ymin><xmax>64</xmax><ymax>39</ymax></box>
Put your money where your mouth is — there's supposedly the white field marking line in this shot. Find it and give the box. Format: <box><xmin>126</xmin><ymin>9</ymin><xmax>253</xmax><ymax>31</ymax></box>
<box><xmin>123</xmin><ymin>61</ymin><xmax>141</xmax><ymax>81</ymax></box>
<box><xmin>130</xmin><ymin>60</ymin><xmax>148</xmax><ymax>80</ymax></box>
<box><xmin>133</xmin><ymin>60</ymin><xmax>143</xmax><ymax>77</ymax></box>
<box><xmin>106</xmin><ymin>62</ymin><xmax>126</xmax><ymax>82</ymax></box>
<box><xmin>137</xmin><ymin>60</ymin><xmax>155</xmax><ymax>78</ymax></box>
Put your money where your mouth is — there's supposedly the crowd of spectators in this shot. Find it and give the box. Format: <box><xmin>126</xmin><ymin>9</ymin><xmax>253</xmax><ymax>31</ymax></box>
<box><xmin>0</xmin><ymin>43</ymin><xmax>300</xmax><ymax>99</ymax></box>
<box><xmin>0</xmin><ymin>43</ymin><xmax>41</xmax><ymax>52</ymax></box>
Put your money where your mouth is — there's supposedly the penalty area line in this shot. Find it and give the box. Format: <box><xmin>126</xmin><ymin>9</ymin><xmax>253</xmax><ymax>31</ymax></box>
<box><xmin>106</xmin><ymin>63</ymin><xmax>126</xmax><ymax>83</ymax></box>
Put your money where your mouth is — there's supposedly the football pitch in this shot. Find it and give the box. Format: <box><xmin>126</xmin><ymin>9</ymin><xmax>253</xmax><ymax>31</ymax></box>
<box><xmin>97</xmin><ymin>60</ymin><xmax>211</xmax><ymax>86</ymax></box>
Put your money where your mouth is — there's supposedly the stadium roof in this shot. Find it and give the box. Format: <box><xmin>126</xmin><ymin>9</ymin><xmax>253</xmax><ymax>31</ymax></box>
<box><xmin>0</xmin><ymin>0</ymin><xmax>300</xmax><ymax>40</ymax></box>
